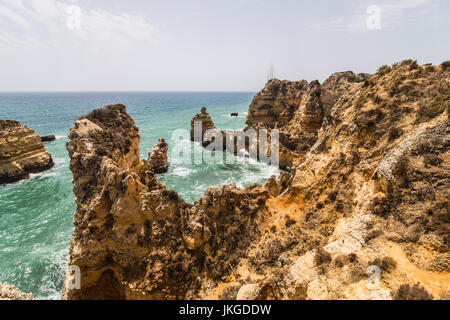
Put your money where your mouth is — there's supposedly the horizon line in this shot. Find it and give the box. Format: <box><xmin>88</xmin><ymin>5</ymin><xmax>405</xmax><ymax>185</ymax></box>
<box><xmin>0</xmin><ymin>90</ymin><xmax>258</xmax><ymax>94</ymax></box>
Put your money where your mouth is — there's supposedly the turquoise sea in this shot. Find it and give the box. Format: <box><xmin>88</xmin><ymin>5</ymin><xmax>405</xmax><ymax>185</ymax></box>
<box><xmin>0</xmin><ymin>92</ymin><xmax>280</xmax><ymax>299</ymax></box>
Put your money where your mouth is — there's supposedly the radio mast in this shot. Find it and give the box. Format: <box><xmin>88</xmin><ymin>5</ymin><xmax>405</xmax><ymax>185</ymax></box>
<box><xmin>267</xmin><ymin>64</ymin><xmax>275</xmax><ymax>81</ymax></box>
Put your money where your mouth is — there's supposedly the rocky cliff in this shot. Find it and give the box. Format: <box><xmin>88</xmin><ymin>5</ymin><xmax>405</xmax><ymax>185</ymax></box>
<box><xmin>0</xmin><ymin>120</ymin><xmax>54</xmax><ymax>184</ymax></box>
<box><xmin>64</xmin><ymin>60</ymin><xmax>449</xmax><ymax>300</ymax></box>
<box><xmin>0</xmin><ymin>282</ymin><xmax>33</xmax><ymax>300</ymax></box>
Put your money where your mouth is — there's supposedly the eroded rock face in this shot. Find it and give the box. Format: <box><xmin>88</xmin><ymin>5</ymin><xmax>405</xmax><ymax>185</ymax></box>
<box><xmin>0</xmin><ymin>120</ymin><xmax>54</xmax><ymax>184</ymax></box>
<box><xmin>0</xmin><ymin>282</ymin><xmax>33</xmax><ymax>300</ymax></box>
<box><xmin>65</xmin><ymin>60</ymin><xmax>450</xmax><ymax>300</ymax></box>
<box><xmin>246</xmin><ymin>79</ymin><xmax>309</xmax><ymax>128</ymax></box>
<box><xmin>64</xmin><ymin>104</ymin><xmax>271</xmax><ymax>300</ymax></box>
<box><xmin>320</xmin><ymin>71</ymin><xmax>367</xmax><ymax>118</ymax></box>
<box><xmin>190</xmin><ymin>107</ymin><xmax>217</xmax><ymax>143</ymax></box>
<box><xmin>148</xmin><ymin>138</ymin><xmax>168</xmax><ymax>173</ymax></box>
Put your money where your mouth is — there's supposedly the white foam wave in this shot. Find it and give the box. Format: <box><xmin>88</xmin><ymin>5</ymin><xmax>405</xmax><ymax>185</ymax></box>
<box><xmin>171</xmin><ymin>167</ymin><xmax>193</xmax><ymax>177</ymax></box>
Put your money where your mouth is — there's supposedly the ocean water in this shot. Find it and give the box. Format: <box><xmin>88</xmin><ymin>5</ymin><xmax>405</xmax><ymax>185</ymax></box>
<box><xmin>0</xmin><ymin>92</ymin><xmax>280</xmax><ymax>299</ymax></box>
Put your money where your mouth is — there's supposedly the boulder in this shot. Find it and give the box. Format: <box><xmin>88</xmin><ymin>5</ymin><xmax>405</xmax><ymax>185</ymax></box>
<box><xmin>0</xmin><ymin>282</ymin><xmax>33</xmax><ymax>300</ymax></box>
<box><xmin>40</xmin><ymin>135</ymin><xmax>56</xmax><ymax>142</ymax></box>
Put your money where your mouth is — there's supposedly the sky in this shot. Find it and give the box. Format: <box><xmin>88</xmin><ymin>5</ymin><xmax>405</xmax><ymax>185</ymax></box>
<box><xmin>0</xmin><ymin>0</ymin><xmax>449</xmax><ymax>92</ymax></box>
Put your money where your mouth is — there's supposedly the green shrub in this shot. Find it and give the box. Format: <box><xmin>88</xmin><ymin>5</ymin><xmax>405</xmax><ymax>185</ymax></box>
<box><xmin>441</xmin><ymin>60</ymin><xmax>450</xmax><ymax>70</ymax></box>
<box><xmin>393</xmin><ymin>283</ymin><xmax>434</xmax><ymax>300</ymax></box>
<box><xmin>400</xmin><ymin>59</ymin><xmax>414</xmax><ymax>66</ymax></box>
<box><xmin>388</xmin><ymin>127</ymin><xmax>403</xmax><ymax>141</ymax></box>
<box><xmin>315</xmin><ymin>248</ymin><xmax>332</xmax><ymax>266</ymax></box>
<box><xmin>370</xmin><ymin>257</ymin><xmax>397</xmax><ymax>272</ymax></box>
<box><xmin>369</xmin><ymin>195</ymin><xmax>391</xmax><ymax>217</ymax></box>
<box><xmin>377</xmin><ymin>65</ymin><xmax>392</xmax><ymax>76</ymax></box>
<box><xmin>416</xmin><ymin>95</ymin><xmax>447</xmax><ymax>122</ymax></box>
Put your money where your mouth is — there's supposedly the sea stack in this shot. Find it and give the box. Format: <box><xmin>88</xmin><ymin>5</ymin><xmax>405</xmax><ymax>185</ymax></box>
<box><xmin>148</xmin><ymin>137</ymin><xmax>169</xmax><ymax>173</ymax></box>
<box><xmin>190</xmin><ymin>106</ymin><xmax>217</xmax><ymax>142</ymax></box>
<box><xmin>0</xmin><ymin>120</ymin><xmax>54</xmax><ymax>184</ymax></box>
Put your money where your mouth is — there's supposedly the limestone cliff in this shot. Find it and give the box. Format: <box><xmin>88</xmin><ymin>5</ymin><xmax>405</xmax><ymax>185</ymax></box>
<box><xmin>0</xmin><ymin>120</ymin><xmax>54</xmax><ymax>184</ymax></box>
<box><xmin>63</xmin><ymin>104</ymin><xmax>270</xmax><ymax>299</ymax></box>
<box><xmin>246</xmin><ymin>79</ymin><xmax>309</xmax><ymax>128</ymax></box>
<box><xmin>64</xmin><ymin>60</ymin><xmax>449</xmax><ymax>300</ymax></box>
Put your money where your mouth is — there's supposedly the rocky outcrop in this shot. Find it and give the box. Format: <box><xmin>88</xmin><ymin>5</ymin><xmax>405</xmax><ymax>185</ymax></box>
<box><xmin>41</xmin><ymin>135</ymin><xmax>56</xmax><ymax>142</ymax></box>
<box><xmin>0</xmin><ymin>282</ymin><xmax>33</xmax><ymax>300</ymax></box>
<box><xmin>246</xmin><ymin>79</ymin><xmax>309</xmax><ymax>128</ymax></box>
<box><xmin>148</xmin><ymin>138</ymin><xmax>169</xmax><ymax>173</ymax></box>
<box><xmin>64</xmin><ymin>104</ymin><xmax>271</xmax><ymax>300</ymax></box>
<box><xmin>64</xmin><ymin>60</ymin><xmax>449</xmax><ymax>300</ymax></box>
<box><xmin>0</xmin><ymin>120</ymin><xmax>54</xmax><ymax>184</ymax></box>
<box><xmin>320</xmin><ymin>71</ymin><xmax>367</xmax><ymax>118</ymax></box>
<box><xmin>190</xmin><ymin>107</ymin><xmax>217</xmax><ymax>144</ymax></box>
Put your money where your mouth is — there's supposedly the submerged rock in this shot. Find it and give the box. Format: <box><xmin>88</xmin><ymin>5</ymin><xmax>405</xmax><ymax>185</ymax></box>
<box><xmin>230</xmin><ymin>112</ymin><xmax>238</xmax><ymax>117</ymax></box>
<box><xmin>0</xmin><ymin>120</ymin><xmax>54</xmax><ymax>184</ymax></box>
<box><xmin>148</xmin><ymin>137</ymin><xmax>169</xmax><ymax>173</ymax></box>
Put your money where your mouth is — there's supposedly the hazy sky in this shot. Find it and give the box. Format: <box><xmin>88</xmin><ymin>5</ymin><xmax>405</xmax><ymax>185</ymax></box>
<box><xmin>0</xmin><ymin>0</ymin><xmax>449</xmax><ymax>91</ymax></box>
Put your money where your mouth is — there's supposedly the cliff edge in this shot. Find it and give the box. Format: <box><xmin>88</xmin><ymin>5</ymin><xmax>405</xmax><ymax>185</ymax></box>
<box><xmin>64</xmin><ymin>60</ymin><xmax>449</xmax><ymax>300</ymax></box>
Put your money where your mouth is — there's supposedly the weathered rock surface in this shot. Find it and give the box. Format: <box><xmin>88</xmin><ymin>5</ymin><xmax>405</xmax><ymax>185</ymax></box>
<box><xmin>64</xmin><ymin>104</ymin><xmax>270</xmax><ymax>300</ymax></box>
<box><xmin>0</xmin><ymin>120</ymin><xmax>54</xmax><ymax>184</ymax></box>
<box><xmin>246</xmin><ymin>79</ymin><xmax>309</xmax><ymax>128</ymax></box>
<box><xmin>64</xmin><ymin>60</ymin><xmax>449</xmax><ymax>300</ymax></box>
<box><xmin>190</xmin><ymin>106</ymin><xmax>217</xmax><ymax>144</ymax></box>
<box><xmin>148</xmin><ymin>138</ymin><xmax>169</xmax><ymax>173</ymax></box>
<box><xmin>41</xmin><ymin>135</ymin><xmax>56</xmax><ymax>142</ymax></box>
<box><xmin>0</xmin><ymin>282</ymin><xmax>33</xmax><ymax>300</ymax></box>
<box><xmin>320</xmin><ymin>71</ymin><xmax>367</xmax><ymax>118</ymax></box>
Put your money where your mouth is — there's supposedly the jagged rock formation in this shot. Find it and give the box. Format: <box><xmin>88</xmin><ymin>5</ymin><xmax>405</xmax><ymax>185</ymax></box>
<box><xmin>190</xmin><ymin>108</ymin><xmax>295</xmax><ymax>170</ymax></box>
<box><xmin>246</xmin><ymin>79</ymin><xmax>309</xmax><ymax>128</ymax></box>
<box><xmin>148</xmin><ymin>138</ymin><xmax>169</xmax><ymax>173</ymax></box>
<box><xmin>0</xmin><ymin>282</ymin><xmax>33</xmax><ymax>300</ymax></box>
<box><xmin>64</xmin><ymin>104</ymin><xmax>270</xmax><ymax>299</ymax></box>
<box><xmin>0</xmin><ymin>120</ymin><xmax>54</xmax><ymax>184</ymax></box>
<box><xmin>41</xmin><ymin>135</ymin><xmax>56</xmax><ymax>142</ymax></box>
<box><xmin>65</xmin><ymin>60</ymin><xmax>449</xmax><ymax>300</ymax></box>
<box><xmin>190</xmin><ymin>106</ymin><xmax>217</xmax><ymax>144</ymax></box>
<box><xmin>320</xmin><ymin>71</ymin><xmax>367</xmax><ymax>118</ymax></box>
